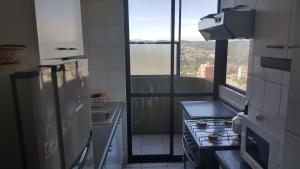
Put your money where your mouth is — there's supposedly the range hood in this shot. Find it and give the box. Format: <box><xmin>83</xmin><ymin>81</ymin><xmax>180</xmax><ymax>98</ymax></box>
<box><xmin>198</xmin><ymin>9</ymin><xmax>255</xmax><ymax>41</ymax></box>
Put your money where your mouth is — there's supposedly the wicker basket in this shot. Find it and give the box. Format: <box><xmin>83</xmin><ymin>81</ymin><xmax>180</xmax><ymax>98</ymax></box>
<box><xmin>0</xmin><ymin>44</ymin><xmax>27</xmax><ymax>64</ymax></box>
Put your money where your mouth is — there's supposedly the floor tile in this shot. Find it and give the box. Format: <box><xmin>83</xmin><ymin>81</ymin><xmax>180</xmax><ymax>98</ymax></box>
<box><xmin>142</xmin><ymin>163</ymin><xmax>168</xmax><ymax>168</ymax></box>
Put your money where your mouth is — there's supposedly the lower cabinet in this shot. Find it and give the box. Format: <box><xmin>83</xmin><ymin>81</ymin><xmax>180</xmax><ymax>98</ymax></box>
<box><xmin>102</xmin><ymin>115</ymin><xmax>123</xmax><ymax>169</ymax></box>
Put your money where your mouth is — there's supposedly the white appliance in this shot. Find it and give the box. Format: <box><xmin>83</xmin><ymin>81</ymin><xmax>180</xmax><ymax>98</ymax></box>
<box><xmin>198</xmin><ymin>9</ymin><xmax>255</xmax><ymax>41</ymax></box>
<box><xmin>0</xmin><ymin>59</ymin><xmax>93</xmax><ymax>169</ymax></box>
<box><xmin>0</xmin><ymin>65</ymin><xmax>63</xmax><ymax>169</ymax></box>
<box><xmin>41</xmin><ymin>58</ymin><xmax>93</xmax><ymax>169</ymax></box>
<box><xmin>240</xmin><ymin>116</ymin><xmax>281</xmax><ymax>169</ymax></box>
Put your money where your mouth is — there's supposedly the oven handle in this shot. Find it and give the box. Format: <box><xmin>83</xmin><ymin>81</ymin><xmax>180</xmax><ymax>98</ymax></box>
<box><xmin>182</xmin><ymin>136</ymin><xmax>198</xmax><ymax>168</ymax></box>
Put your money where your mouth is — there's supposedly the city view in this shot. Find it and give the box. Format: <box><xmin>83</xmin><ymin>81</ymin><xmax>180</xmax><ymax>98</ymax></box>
<box><xmin>180</xmin><ymin>40</ymin><xmax>250</xmax><ymax>90</ymax></box>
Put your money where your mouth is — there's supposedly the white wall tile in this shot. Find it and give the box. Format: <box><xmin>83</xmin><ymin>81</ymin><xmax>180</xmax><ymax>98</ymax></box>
<box><xmin>87</xmin><ymin>25</ymin><xmax>107</xmax><ymax>47</ymax></box>
<box><xmin>109</xmin><ymin>90</ymin><xmax>126</xmax><ymax>101</ymax></box>
<box><xmin>85</xmin><ymin>1</ymin><xmax>106</xmax><ymax>25</ymax></box>
<box><xmin>281</xmin><ymin>131</ymin><xmax>300</xmax><ymax>169</ymax></box>
<box><xmin>250</xmin><ymin>78</ymin><xmax>265</xmax><ymax>111</ymax></box>
<box><xmin>266</xmin><ymin>68</ymin><xmax>283</xmax><ymax>84</ymax></box>
<box><xmin>253</xmin><ymin>56</ymin><xmax>266</xmax><ymax>80</ymax></box>
<box><xmin>88</xmin><ymin>48</ymin><xmax>108</xmax><ymax>70</ymax></box>
<box><xmin>108</xmin><ymin>71</ymin><xmax>126</xmax><ymax>90</ymax></box>
<box><xmin>105</xmin><ymin>2</ymin><xmax>124</xmax><ymax>25</ymax></box>
<box><xmin>106</xmin><ymin>26</ymin><xmax>124</xmax><ymax>47</ymax></box>
<box><xmin>280</xmin><ymin>86</ymin><xmax>288</xmax><ymax>115</ymax></box>
<box><xmin>89</xmin><ymin>70</ymin><xmax>109</xmax><ymax>91</ymax></box>
<box><xmin>263</xmin><ymin>82</ymin><xmax>281</xmax><ymax>115</ymax></box>
<box><xmin>107</xmin><ymin>48</ymin><xmax>125</xmax><ymax>70</ymax></box>
<box><xmin>265</xmin><ymin>114</ymin><xmax>285</xmax><ymax>142</ymax></box>
<box><xmin>282</xmin><ymin>71</ymin><xmax>290</xmax><ymax>87</ymax></box>
<box><xmin>248</xmin><ymin>107</ymin><xmax>265</xmax><ymax>126</ymax></box>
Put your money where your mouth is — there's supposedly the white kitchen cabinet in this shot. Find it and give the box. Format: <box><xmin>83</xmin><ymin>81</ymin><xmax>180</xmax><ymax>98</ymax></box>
<box><xmin>287</xmin><ymin>0</ymin><xmax>300</xmax><ymax>59</ymax></box>
<box><xmin>281</xmin><ymin>131</ymin><xmax>300</xmax><ymax>169</ymax></box>
<box><xmin>63</xmin><ymin>0</ymin><xmax>84</xmax><ymax>57</ymax></box>
<box><xmin>0</xmin><ymin>0</ymin><xmax>84</xmax><ymax>64</ymax></box>
<box><xmin>253</xmin><ymin>0</ymin><xmax>292</xmax><ymax>58</ymax></box>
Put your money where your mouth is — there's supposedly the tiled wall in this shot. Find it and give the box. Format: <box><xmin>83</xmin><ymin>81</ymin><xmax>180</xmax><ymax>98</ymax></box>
<box><xmin>219</xmin><ymin>85</ymin><xmax>247</xmax><ymax>111</ymax></box>
<box><xmin>246</xmin><ymin>44</ymin><xmax>290</xmax><ymax>143</ymax></box>
<box><xmin>81</xmin><ymin>0</ymin><xmax>126</xmax><ymax>101</ymax></box>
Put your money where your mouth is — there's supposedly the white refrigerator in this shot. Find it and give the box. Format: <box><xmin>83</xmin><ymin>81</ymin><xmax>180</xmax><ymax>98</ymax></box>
<box><xmin>0</xmin><ymin>59</ymin><xmax>93</xmax><ymax>169</ymax></box>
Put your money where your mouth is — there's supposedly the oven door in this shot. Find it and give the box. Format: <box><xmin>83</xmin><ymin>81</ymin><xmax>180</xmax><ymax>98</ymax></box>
<box><xmin>183</xmin><ymin>134</ymin><xmax>200</xmax><ymax>169</ymax></box>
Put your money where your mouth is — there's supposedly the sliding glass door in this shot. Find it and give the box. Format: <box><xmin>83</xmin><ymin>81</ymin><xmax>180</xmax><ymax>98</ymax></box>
<box><xmin>125</xmin><ymin>0</ymin><xmax>218</xmax><ymax>162</ymax></box>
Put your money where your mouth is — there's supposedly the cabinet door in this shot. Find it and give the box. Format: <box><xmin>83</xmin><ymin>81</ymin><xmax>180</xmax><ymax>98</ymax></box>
<box><xmin>287</xmin><ymin>0</ymin><xmax>300</xmax><ymax>59</ymax></box>
<box><xmin>34</xmin><ymin>0</ymin><xmax>66</xmax><ymax>59</ymax></box>
<box><xmin>63</xmin><ymin>0</ymin><xmax>84</xmax><ymax>57</ymax></box>
<box><xmin>253</xmin><ymin>0</ymin><xmax>292</xmax><ymax>58</ymax></box>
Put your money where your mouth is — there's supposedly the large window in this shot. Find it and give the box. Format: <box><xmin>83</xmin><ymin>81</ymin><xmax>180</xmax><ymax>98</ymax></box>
<box><xmin>180</xmin><ymin>0</ymin><xmax>218</xmax><ymax>82</ymax></box>
<box><xmin>226</xmin><ymin>40</ymin><xmax>251</xmax><ymax>91</ymax></box>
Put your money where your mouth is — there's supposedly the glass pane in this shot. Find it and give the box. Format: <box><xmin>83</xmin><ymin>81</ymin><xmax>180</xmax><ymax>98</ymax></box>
<box><xmin>177</xmin><ymin>0</ymin><xmax>218</xmax><ymax>93</ymax></box>
<box><xmin>173</xmin><ymin>96</ymin><xmax>213</xmax><ymax>155</ymax></box>
<box><xmin>131</xmin><ymin>76</ymin><xmax>170</xmax><ymax>93</ymax></box>
<box><xmin>226</xmin><ymin>40</ymin><xmax>251</xmax><ymax>91</ymax></box>
<box><xmin>132</xmin><ymin>97</ymin><xmax>170</xmax><ymax>155</ymax></box>
<box><xmin>130</xmin><ymin>44</ymin><xmax>174</xmax><ymax>75</ymax></box>
<box><xmin>129</xmin><ymin>0</ymin><xmax>171</xmax><ymax>41</ymax></box>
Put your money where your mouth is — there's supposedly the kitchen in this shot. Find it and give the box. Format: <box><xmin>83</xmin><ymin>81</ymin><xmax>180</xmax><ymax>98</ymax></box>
<box><xmin>0</xmin><ymin>0</ymin><xmax>299</xmax><ymax>169</ymax></box>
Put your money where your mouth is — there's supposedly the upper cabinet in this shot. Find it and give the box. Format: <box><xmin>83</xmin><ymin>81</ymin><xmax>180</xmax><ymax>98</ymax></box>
<box><xmin>253</xmin><ymin>0</ymin><xmax>292</xmax><ymax>58</ymax></box>
<box><xmin>35</xmin><ymin>0</ymin><xmax>84</xmax><ymax>59</ymax></box>
<box><xmin>287</xmin><ymin>0</ymin><xmax>300</xmax><ymax>59</ymax></box>
<box><xmin>0</xmin><ymin>0</ymin><xmax>84</xmax><ymax>64</ymax></box>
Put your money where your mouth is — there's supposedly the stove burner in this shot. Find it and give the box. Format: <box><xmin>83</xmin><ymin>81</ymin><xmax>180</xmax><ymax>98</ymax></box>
<box><xmin>196</xmin><ymin>120</ymin><xmax>207</xmax><ymax>127</ymax></box>
<box><xmin>208</xmin><ymin>133</ymin><xmax>219</xmax><ymax>141</ymax></box>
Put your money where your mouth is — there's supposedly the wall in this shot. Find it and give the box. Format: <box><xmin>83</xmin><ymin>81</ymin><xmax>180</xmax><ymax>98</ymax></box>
<box><xmin>220</xmin><ymin>0</ymin><xmax>290</xmax><ymax>143</ymax></box>
<box><xmin>81</xmin><ymin>0</ymin><xmax>126</xmax><ymax>102</ymax></box>
<box><xmin>80</xmin><ymin>0</ymin><xmax>127</xmax><ymax>163</ymax></box>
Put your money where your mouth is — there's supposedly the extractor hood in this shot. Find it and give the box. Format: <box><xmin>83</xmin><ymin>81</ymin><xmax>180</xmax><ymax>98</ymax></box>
<box><xmin>198</xmin><ymin>9</ymin><xmax>255</xmax><ymax>41</ymax></box>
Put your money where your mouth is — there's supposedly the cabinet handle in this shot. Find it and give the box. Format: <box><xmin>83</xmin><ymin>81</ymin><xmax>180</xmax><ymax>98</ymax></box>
<box><xmin>56</xmin><ymin>47</ymin><xmax>78</xmax><ymax>50</ymax></box>
<box><xmin>288</xmin><ymin>45</ymin><xmax>300</xmax><ymax>49</ymax></box>
<box><xmin>57</xmin><ymin>47</ymin><xmax>68</xmax><ymax>50</ymax></box>
<box><xmin>265</xmin><ymin>45</ymin><xmax>285</xmax><ymax>49</ymax></box>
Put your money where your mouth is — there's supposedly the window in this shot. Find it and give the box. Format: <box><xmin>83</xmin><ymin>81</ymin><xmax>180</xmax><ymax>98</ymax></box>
<box><xmin>180</xmin><ymin>0</ymin><xmax>218</xmax><ymax>82</ymax></box>
<box><xmin>226</xmin><ymin>40</ymin><xmax>251</xmax><ymax>91</ymax></box>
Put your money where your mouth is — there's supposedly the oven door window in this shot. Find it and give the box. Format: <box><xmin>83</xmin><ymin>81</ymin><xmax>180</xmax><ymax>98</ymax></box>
<box><xmin>246</xmin><ymin>128</ymin><xmax>270</xmax><ymax>169</ymax></box>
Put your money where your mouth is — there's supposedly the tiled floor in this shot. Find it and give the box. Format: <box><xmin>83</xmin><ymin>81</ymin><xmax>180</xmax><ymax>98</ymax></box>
<box><xmin>123</xmin><ymin>162</ymin><xmax>184</xmax><ymax>169</ymax></box>
<box><xmin>132</xmin><ymin>134</ymin><xmax>183</xmax><ymax>155</ymax></box>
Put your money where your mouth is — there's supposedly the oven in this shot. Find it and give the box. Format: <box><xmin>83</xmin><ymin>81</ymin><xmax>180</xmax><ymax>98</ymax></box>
<box><xmin>183</xmin><ymin>133</ymin><xmax>202</xmax><ymax>169</ymax></box>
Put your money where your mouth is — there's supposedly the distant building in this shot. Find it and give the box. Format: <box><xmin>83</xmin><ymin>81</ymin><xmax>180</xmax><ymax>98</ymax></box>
<box><xmin>197</xmin><ymin>62</ymin><xmax>214</xmax><ymax>80</ymax></box>
<box><xmin>237</xmin><ymin>65</ymin><xmax>248</xmax><ymax>80</ymax></box>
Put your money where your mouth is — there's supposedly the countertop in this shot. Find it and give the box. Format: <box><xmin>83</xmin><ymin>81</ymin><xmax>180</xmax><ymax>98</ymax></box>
<box><xmin>92</xmin><ymin>102</ymin><xmax>125</xmax><ymax>169</ymax></box>
<box><xmin>181</xmin><ymin>100</ymin><xmax>238</xmax><ymax>119</ymax></box>
<box><xmin>215</xmin><ymin>150</ymin><xmax>251</xmax><ymax>169</ymax></box>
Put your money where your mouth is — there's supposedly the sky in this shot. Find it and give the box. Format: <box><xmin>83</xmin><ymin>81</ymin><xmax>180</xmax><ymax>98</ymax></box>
<box><xmin>129</xmin><ymin>0</ymin><xmax>218</xmax><ymax>41</ymax></box>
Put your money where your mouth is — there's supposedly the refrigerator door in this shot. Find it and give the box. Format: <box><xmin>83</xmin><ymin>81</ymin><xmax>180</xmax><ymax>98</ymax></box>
<box><xmin>14</xmin><ymin>68</ymin><xmax>62</xmax><ymax>169</ymax></box>
<box><xmin>56</xmin><ymin>60</ymin><xmax>91</xmax><ymax>169</ymax></box>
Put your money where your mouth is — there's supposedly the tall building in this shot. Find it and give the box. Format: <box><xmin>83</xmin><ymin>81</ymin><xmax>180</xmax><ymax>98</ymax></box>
<box><xmin>197</xmin><ymin>62</ymin><xmax>214</xmax><ymax>80</ymax></box>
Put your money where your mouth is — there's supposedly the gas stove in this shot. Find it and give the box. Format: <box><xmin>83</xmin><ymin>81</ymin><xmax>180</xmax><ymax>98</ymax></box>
<box><xmin>183</xmin><ymin>118</ymin><xmax>241</xmax><ymax>169</ymax></box>
<box><xmin>184</xmin><ymin>119</ymin><xmax>240</xmax><ymax>148</ymax></box>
